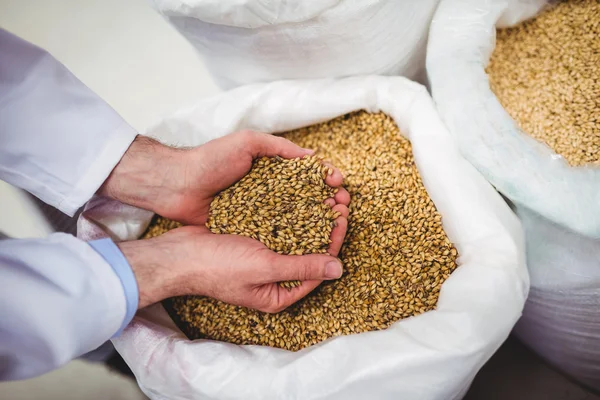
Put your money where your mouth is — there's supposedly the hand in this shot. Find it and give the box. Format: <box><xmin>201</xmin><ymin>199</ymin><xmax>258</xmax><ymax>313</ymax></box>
<box><xmin>100</xmin><ymin>132</ymin><xmax>351</xmax><ymax>225</ymax></box>
<box><xmin>118</xmin><ymin>219</ymin><xmax>349</xmax><ymax>312</ymax></box>
<box><xmin>104</xmin><ymin>131</ymin><xmax>351</xmax><ymax>311</ymax></box>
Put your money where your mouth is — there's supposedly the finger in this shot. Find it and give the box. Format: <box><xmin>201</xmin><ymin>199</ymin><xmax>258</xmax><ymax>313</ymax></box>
<box><xmin>269</xmin><ymin>280</ymin><xmax>323</xmax><ymax>312</ymax></box>
<box><xmin>246</xmin><ymin>131</ymin><xmax>314</xmax><ymax>159</ymax></box>
<box><xmin>333</xmin><ymin>188</ymin><xmax>351</xmax><ymax>207</ymax></box>
<box><xmin>323</xmin><ymin>162</ymin><xmax>344</xmax><ymax>187</ymax></box>
<box><xmin>265</xmin><ymin>253</ymin><xmax>343</xmax><ymax>283</ymax></box>
<box><xmin>328</xmin><ymin>215</ymin><xmax>348</xmax><ymax>257</ymax></box>
<box><xmin>324</xmin><ymin>198</ymin><xmax>336</xmax><ymax>207</ymax></box>
<box><xmin>332</xmin><ymin>203</ymin><xmax>349</xmax><ymax>218</ymax></box>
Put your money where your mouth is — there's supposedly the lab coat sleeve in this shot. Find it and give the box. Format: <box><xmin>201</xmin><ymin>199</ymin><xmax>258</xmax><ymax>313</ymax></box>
<box><xmin>0</xmin><ymin>28</ymin><xmax>138</xmax><ymax>216</ymax></box>
<box><xmin>0</xmin><ymin>234</ymin><xmax>139</xmax><ymax>381</ymax></box>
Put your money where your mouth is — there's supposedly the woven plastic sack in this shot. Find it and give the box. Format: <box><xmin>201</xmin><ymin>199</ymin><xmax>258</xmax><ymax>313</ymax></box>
<box><xmin>426</xmin><ymin>0</ymin><xmax>600</xmax><ymax>390</ymax></box>
<box><xmin>150</xmin><ymin>0</ymin><xmax>440</xmax><ymax>89</ymax></box>
<box><xmin>78</xmin><ymin>76</ymin><xmax>527</xmax><ymax>400</ymax></box>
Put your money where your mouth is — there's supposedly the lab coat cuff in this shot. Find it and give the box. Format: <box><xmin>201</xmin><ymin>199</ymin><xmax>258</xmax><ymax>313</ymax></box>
<box><xmin>88</xmin><ymin>238</ymin><xmax>139</xmax><ymax>337</ymax></box>
<box><xmin>59</xmin><ymin>123</ymin><xmax>137</xmax><ymax>216</ymax></box>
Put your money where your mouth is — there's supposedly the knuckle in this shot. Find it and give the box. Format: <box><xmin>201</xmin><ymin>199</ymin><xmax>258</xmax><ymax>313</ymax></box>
<box><xmin>297</xmin><ymin>259</ymin><xmax>321</xmax><ymax>281</ymax></box>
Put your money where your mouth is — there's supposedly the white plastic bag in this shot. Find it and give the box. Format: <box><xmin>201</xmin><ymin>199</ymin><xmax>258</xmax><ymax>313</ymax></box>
<box><xmin>150</xmin><ymin>0</ymin><xmax>440</xmax><ymax>89</ymax></box>
<box><xmin>426</xmin><ymin>0</ymin><xmax>600</xmax><ymax>390</ymax></box>
<box><xmin>79</xmin><ymin>76</ymin><xmax>527</xmax><ymax>400</ymax></box>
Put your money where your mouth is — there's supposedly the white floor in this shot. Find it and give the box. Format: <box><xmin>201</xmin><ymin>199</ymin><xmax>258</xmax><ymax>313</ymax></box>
<box><xmin>0</xmin><ymin>0</ymin><xmax>219</xmax><ymax>398</ymax></box>
<box><xmin>1</xmin><ymin>361</ymin><xmax>148</xmax><ymax>400</ymax></box>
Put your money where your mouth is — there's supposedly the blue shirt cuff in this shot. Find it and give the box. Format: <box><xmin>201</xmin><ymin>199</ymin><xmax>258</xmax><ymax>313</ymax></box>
<box><xmin>88</xmin><ymin>238</ymin><xmax>139</xmax><ymax>337</ymax></box>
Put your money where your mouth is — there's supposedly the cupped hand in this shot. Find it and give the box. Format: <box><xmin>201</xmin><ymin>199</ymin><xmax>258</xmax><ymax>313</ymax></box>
<box><xmin>101</xmin><ymin>132</ymin><xmax>349</xmax><ymax>225</ymax></box>
<box><xmin>119</xmin><ymin>218</ymin><xmax>348</xmax><ymax>312</ymax></box>
<box><xmin>159</xmin><ymin>130</ymin><xmax>349</xmax><ymax>225</ymax></box>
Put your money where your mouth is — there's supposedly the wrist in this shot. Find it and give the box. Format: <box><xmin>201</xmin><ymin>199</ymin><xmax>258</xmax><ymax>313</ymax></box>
<box><xmin>88</xmin><ymin>238</ymin><xmax>140</xmax><ymax>333</ymax></box>
<box><xmin>99</xmin><ymin>136</ymin><xmax>185</xmax><ymax>214</ymax></box>
<box><xmin>117</xmin><ymin>236</ymin><xmax>187</xmax><ymax>308</ymax></box>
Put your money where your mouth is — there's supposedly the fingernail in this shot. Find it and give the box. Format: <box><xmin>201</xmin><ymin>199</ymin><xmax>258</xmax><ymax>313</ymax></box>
<box><xmin>303</xmin><ymin>148</ymin><xmax>315</xmax><ymax>155</ymax></box>
<box><xmin>325</xmin><ymin>260</ymin><xmax>343</xmax><ymax>279</ymax></box>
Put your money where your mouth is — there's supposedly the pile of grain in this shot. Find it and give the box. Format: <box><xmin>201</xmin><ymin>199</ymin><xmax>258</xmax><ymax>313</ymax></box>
<box><xmin>207</xmin><ymin>155</ymin><xmax>339</xmax><ymax>289</ymax></box>
<box><xmin>487</xmin><ymin>0</ymin><xmax>600</xmax><ymax>167</ymax></box>
<box><xmin>145</xmin><ymin>111</ymin><xmax>459</xmax><ymax>351</ymax></box>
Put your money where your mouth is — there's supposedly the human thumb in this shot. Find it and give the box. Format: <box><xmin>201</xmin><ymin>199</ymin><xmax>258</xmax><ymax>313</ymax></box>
<box><xmin>267</xmin><ymin>253</ymin><xmax>343</xmax><ymax>283</ymax></box>
<box><xmin>249</xmin><ymin>132</ymin><xmax>314</xmax><ymax>159</ymax></box>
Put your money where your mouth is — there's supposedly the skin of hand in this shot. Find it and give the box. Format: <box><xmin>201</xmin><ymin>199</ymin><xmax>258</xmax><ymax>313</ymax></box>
<box><xmin>118</xmin><ymin>222</ymin><xmax>348</xmax><ymax>313</ymax></box>
<box><xmin>100</xmin><ymin>131</ymin><xmax>350</xmax><ymax>225</ymax></box>
<box><xmin>101</xmin><ymin>131</ymin><xmax>351</xmax><ymax>312</ymax></box>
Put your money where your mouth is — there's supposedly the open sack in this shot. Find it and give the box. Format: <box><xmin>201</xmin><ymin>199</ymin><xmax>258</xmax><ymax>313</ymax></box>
<box><xmin>426</xmin><ymin>0</ymin><xmax>600</xmax><ymax>390</ymax></box>
<box><xmin>150</xmin><ymin>0</ymin><xmax>439</xmax><ymax>88</ymax></box>
<box><xmin>78</xmin><ymin>76</ymin><xmax>527</xmax><ymax>400</ymax></box>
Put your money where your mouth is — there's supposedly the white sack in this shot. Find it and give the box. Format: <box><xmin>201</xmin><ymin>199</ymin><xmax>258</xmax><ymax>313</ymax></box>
<box><xmin>78</xmin><ymin>76</ymin><xmax>527</xmax><ymax>400</ymax></box>
<box><xmin>426</xmin><ymin>0</ymin><xmax>600</xmax><ymax>390</ymax></box>
<box><xmin>150</xmin><ymin>0</ymin><xmax>440</xmax><ymax>89</ymax></box>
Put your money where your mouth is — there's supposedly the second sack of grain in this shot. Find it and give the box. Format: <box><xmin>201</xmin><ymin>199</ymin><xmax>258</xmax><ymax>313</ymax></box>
<box><xmin>427</xmin><ymin>0</ymin><xmax>600</xmax><ymax>390</ymax></box>
<box><xmin>149</xmin><ymin>0</ymin><xmax>440</xmax><ymax>88</ymax></box>
<box><xmin>78</xmin><ymin>76</ymin><xmax>527</xmax><ymax>400</ymax></box>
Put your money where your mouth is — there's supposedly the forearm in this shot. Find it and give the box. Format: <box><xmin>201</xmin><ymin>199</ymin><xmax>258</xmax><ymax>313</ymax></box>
<box><xmin>0</xmin><ymin>28</ymin><xmax>137</xmax><ymax>215</ymax></box>
<box><xmin>116</xmin><ymin>229</ymin><xmax>205</xmax><ymax>308</ymax></box>
<box><xmin>98</xmin><ymin>136</ymin><xmax>187</xmax><ymax>215</ymax></box>
<box><xmin>0</xmin><ymin>234</ymin><xmax>127</xmax><ymax>380</ymax></box>
<box><xmin>117</xmin><ymin>238</ymin><xmax>179</xmax><ymax>309</ymax></box>
<box><xmin>0</xmin><ymin>231</ymin><xmax>195</xmax><ymax>380</ymax></box>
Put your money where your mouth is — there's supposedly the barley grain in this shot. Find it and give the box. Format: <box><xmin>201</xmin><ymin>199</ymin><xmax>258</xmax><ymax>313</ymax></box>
<box><xmin>487</xmin><ymin>0</ymin><xmax>600</xmax><ymax>166</ymax></box>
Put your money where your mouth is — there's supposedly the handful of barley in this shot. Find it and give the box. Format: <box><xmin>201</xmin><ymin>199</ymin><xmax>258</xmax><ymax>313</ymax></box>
<box><xmin>207</xmin><ymin>155</ymin><xmax>340</xmax><ymax>288</ymax></box>
<box><xmin>145</xmin><ymin>155</ymin><xmax>340</xmax><ymax>289</ymax></box>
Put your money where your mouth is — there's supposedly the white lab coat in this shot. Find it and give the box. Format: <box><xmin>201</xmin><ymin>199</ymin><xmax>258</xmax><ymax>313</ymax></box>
<box><xmin>0</xmin><ymin>28</ymin><xmax>138</xmax><ymax>380</ymax></box>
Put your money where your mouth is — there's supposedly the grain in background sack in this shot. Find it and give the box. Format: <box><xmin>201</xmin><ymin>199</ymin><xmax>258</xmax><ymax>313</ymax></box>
<box><xmin>150</xmin><ymin>0</ymin><xmax>439</xmax><ymax>88</ymax></box>
<box><xmin>426</xmin><ymin>0</ymin><xmax>600</xmax><ymax>390</ymax></box>
<box><xmin>78</xmin><ymin>76</ymin><xmax>527</xmax><ymax>400</ymax></box>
